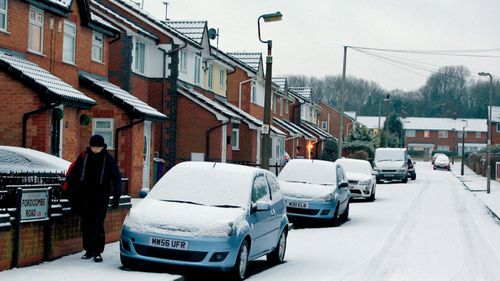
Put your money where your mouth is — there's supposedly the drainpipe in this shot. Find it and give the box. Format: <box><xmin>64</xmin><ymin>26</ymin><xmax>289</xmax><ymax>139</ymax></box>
<box><xmin>238</xmin><ymin>78</ymin><xmax>253</xmax><ymax>109</ymax></box>
<box><xmin>22</xmin><ymin>102</ymin><xmax>60</xmax><ymax>148</ymax></box>
<box><xmin>114</xmin><ymin>117</ymin><xmax>145</xmax><ymax>160</ymax></box>
<box><xmin>206</xmin><ymin>120</ymin><xmax>230</xmax><ymax>161</ymax></box>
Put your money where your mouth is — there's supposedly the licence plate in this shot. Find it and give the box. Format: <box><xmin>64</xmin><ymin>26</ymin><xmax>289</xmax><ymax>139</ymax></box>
<box><xmin>149</xmin><ymin>237</ymin><xmax>189</xmax><ymax>250</ymax></box>
<box><xmin>287</xmin><ymin>201</ymin><xmax>309</xmax><ymax>209</ymax></box>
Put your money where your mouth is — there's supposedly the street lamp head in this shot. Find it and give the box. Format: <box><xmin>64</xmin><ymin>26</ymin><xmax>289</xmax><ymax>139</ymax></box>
<box><xmin>478</xmin><ymin>72</ymin><xmax>489</xmax><ymax>77</ymax></box>
<box><xmin>261</xmin><ymin>11</ymin><xmax>283</xmax><ymax>22</ymax></box>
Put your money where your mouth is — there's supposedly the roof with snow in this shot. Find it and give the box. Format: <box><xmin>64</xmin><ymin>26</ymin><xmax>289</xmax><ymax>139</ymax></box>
<box><xmin>90</xmin><ymin>11</ymin><xmax>121</xmax><ymax>34</ymax></box>
<box><xmin>356</xmin><ymin>116</ymin><xmax>486</xmax><ymax>132</ymax></box>
<box><xmin>273</xmin><ymin>118</ymin><xmax>316</xmax><ymax>140</ymax></box>
<box><xmin>0</xmin><ymin>50</ymin><xmax>95</xmax><ymax>107</ymax></box>
<box><xmin>489</xmin><ymin>106</ymin><xmax>500</xmax><ymax>123</ymax></box>
<box><xmin>301</xmin><ymin>120</ymin><xmax>335</xmax><ymax>140</ymax></box>
<box><xmin>272</xmin><ymin>77</ymin><xmax>287</xmax><ymax>91</ymax></box>
<box><xmin>289</xmin><ymin>87</ymin><xmax>311</xmax><ymax>102</ymax></box>
<box><xmin>91</xmin><ymin>0</ymin><xmax>158</xmax><ymax>40</ymax></box>
<box><xmin>345</xmin><ymin>111</ymin><xmax>357</xmax><ymax>119</ymax></box>
<box><xmin>227</xmin><ymin>52</ymin><xmax>261</xmax><ymax>72</ymax></box>
<box><xmin>45</xmin><ymin>0</ymin><xmax>73</xmax><ymax>9</ymax></box>
<box><xmin>79</xmin><ymin>72</ymin><xmax>166</xmax><ymax>121</ymax></box>
<box><xmin>163</xmin><ymin>21</ymin><xmax>206</xmax><ymax>44</ymax></box>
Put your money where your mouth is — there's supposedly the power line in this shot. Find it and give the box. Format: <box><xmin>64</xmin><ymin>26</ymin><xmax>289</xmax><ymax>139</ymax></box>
<box><xmin>347</xmin><ymin>46</ymin><xmax>500</xmax><ymax>58</ymax></box>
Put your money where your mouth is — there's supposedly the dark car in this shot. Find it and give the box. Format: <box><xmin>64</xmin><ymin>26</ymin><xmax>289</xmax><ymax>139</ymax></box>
<box><xmin>407</xmin><ymin>155</ymin><xmax>416</xmax><ymax>180</ymax></box>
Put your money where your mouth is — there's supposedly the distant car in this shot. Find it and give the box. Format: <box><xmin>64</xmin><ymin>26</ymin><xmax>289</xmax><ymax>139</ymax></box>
<box><xmin>336</xmin><ymin>158</ymin><xmax>376</xmax><ymax>201</ymax></box>
<box><xmin>0</xmin><ymin>145</ymin><xmax>70</xmax><ymax>173</ymax></box>
<box><xmin>120</xmin><ymin>162</ymin><xmax>289</xmax><ymax>280</ymax></box>
<box><xmin>373</xmin><ymin>148</ymin><xmax>408</xmax><ymax>183</ymax></box>
<box><xmin>407</xmin><ymin>155</ymin><xmax>416</xmax><ymax>180</ymax></box>
<box><xmin>277</xmin><ymin>159</ymin><xmax>350</xmax><ymax>226</ymax></box>
<box><xmin>434</xmin><ymin>154</ymin><xmax>451</xmax><ymax>171</ymax></box>
<box><xmin>432</xmin><ymin>153</ymin><xmax>445</xmax><ymax>165</ymax></box>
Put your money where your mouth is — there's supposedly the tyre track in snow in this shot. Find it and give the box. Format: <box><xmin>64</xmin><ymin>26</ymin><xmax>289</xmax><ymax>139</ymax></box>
<box><xmin>342</xmin><ymin>176</ymin><xmax>432</xmax><ymax>281</ymax></box>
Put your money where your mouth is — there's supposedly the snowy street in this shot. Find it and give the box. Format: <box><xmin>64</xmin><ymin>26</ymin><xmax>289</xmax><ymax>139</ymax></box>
<box><xmin>2</xmin><ymin>162</ymin><xmax>500</xmax><ymax>281</ymax></box>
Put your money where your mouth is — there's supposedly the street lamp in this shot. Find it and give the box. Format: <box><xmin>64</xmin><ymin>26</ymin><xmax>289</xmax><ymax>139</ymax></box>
<box><xmin>258</xmin><ymin>11</ymin><xmax>283</xmax><ymax>170</ymax></box>
<box><xmin>478</xmin><ymin>72</ymin><xmax>492</xmax><ymax>194</ymax></box>
<box><xmin>461</xmin><ymin>119</ymin><xmax>468</xmax><ymax>176</ymax></box>
<box><xmin>384</xmin><ymin>94</ymin><xmax>390</xmax><ymax>147</ymax></box>
<box><xmin>401</xmin><ymin>111</ymin><xmax>407</xmax><ymax>148</ymax></box>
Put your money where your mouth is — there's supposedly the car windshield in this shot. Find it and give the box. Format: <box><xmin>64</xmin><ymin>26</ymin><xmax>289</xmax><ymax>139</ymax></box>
<box><xmin>147</xmin><ymin>162</ymin><xmax>253</xmax><ymax>209</ymax></box>
<box><xmin>375</xmin><ymin>150</ymin><xmax>405</xmax><ymax>162</ymax></box>
<box><xmin>278</xmin><ymin>159</ymin><xmax>336</xmax><ymax>185</ymax></box>
<box><xmin>336</xmin><ymin>159</ymin><xmax>371</xmax><ymax>175</ymax></box>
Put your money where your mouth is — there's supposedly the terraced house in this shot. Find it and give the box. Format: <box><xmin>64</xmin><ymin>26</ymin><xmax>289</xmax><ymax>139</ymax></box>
<box><xmin>0</xmin><ymin>0</ymin><xmax>165</xmax><ymax>196</ymax></box>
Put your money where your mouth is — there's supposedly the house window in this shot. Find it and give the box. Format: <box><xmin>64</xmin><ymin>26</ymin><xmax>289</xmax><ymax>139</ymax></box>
<box><xmin>63</xmin><ymin>21</ymin><xmax>76</xmax><ymax>64</ymax></box>
<box><xmin>476</xmin><ymin>131</ymin><xmax>481</xmax><ymax>138</ymax></box>
<box><xmin>219</xmin><ymin>69</ymin><xmax>225</xmax><ymax>88</ymax></box>
<box><xmin>92</xmin><ymin>119</ymin><xmax>114</xmax><ymax>149</ymax></box>
<box><xmin>0</xmin><ymin>0</ymin><xmax>8</xmax><ymax>32</ymax></box>
<box><xmin>134</xmin><ymin>41</ymin><xmax>145</xmax><ymax>74</ymax></box>
<box><xmin>251</xmin><ymin>81</ymin><xmax>257</xmax><ymax>103</ymax></box>
<box><xmin>424</xmin><ymin>130</ymin><xmax>430</xmax><ymax>138</ymax></box>
<box><xmin>437</xmin><ymin>145</ymin><xmax>449</xmax><ymax>151</ymax></box>
<box><xmin>285</xmin><ymin>99</ymin><xmax>289</xmax><ymax>113</ymax></box>
<box><xmin>497</xmin><ymin>123</ymin><xmax>500</xmax><ymax>132</ymax></box>
<box><xmin>321</xmin><ymin>121</ymin><xmax>328</xmax><ymax>130</ymax></box>
<box><xmin>231</xmin><ymin>128</ymin><xmax>240</xmax><ymax>150</ymax></box>
<box><xmin>28</xmin><ymin>6</ymin><xmax>44</xmax><ymax>53</ymax></box>
<box><xmin>438</xmin><ymin>130</ymin><xmax>448</xmax><ymax>138</ymax></box>
<box><xmin>406</xmin><ymin>129</ymin><xmax>416</xmax><ymax>137</ymax></box>
<box><xmin>194</xmin><ymin>55</ymin><xmax>201</xmax><ymax>84</ymax></box>
<box><xmin>279</xmin><ymin>97</ymin><xmax>283</xmax><ymax>115</ymax></box>
<box><xmin>457</xmin><ymin>131</ymin><xmax>467</xmax><ymax>138</ymax></box>
<box><xmin>207</xmin><ymin>64</ymin><xmax>213</xmax><ymax>89</ymax></box>
<box><xmin>179</xmin><ymin>49</ymin><xmax>187</xmax><ymax>72</ymax></box>
<box><xmin>273</xmin><ymin>94</ymin><xmax>277</xmax><ymax>113</ymax></box>
<box><xmin>92</xmin><ymin>32</ymin><xmax>103</xmax><ymax>63</ymax></box>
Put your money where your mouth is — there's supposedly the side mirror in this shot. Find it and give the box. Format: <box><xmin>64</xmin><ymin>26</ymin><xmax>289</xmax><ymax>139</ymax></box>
<box><xmin>253</xmin><ymin>201</ymin><xmax>271</xmax><ymax>212</ymax></box>
<box><xmin>339</xmin><ymin>182</ymin><xmax>349</xmax><ymax>188</ymax></box>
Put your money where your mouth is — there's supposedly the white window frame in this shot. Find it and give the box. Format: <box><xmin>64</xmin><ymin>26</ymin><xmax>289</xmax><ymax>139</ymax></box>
<box><xmin>279</xmin><ymin>96</ymin><xmax>283</xmax><ymax>115</ymax></box>
<box><xmin>134</xmin><ymin>40</ymin><xmax>145</xmax><ymax>74</ymax></box>
<box><xmin>321</xmin><ymin>121</ymin><xmax>328</xmax><ymax>130</ymax></box>
<box><xmin>194</xmin><ymin>55</ymin><xmax>201</xmax><ymax>84</ymax></box>
<box><xmin>231</xmin><ymin>128</ymin><xmax>240</xmax><ymax>150</ymax></box>
<box><xmin>179</xmin><ymin>49</ymin><xmax>187</xmax><ymax>73</ymax></box>
<box><xmin>63</xmin><ymin>20</ymin><xmax>76</xmax><ymax>64</ymax></box>
<box><xmin>207</xmin><ymin>64</ymin><xmax>213</xmax><ymax>89</ymax></box>
<box><xmin>476</xmin><ymin>131</ymin><xmax>481</xmax><ymax>138</ymax></box>
<box><xmin>285</xmin><ymin>99</ymin><xmax>289</xmax><ymax>114</ymax></box>
<box><xmin>0</xmin><ymin>0</ymin><xmax>8</xmax><ymax>32</ymax></box>
<box><xmin>251</xmin><ymin>81</ymin><xmax>257</xmax><ymax>103</ymax></box>
<box><xmin>273</xmin><ymin>94</ymin><xmax>277</xmax><ymax>113</ymax></box>
<box><xmin>28</xmin><ymin>6</ymin><xmax>44</xmax><ymax>54</ymax></box>
<box><xmin>92</xmin><ymin>118</ymin><xmax>114</xmax><ymax>149</ymax></box>
<box><xmin>406</xmin><ymin>129</ymin><xmax>416</xmax><ymax>137</ymax></box>
<box><xmin>219</xmin><ymin>69</ymin><xmax>225</xmax><ymax>88</ymax></box>
<box><xmin>92</xmin><ymin>32</ymin><xmax>104</xmax><ymax>63</ymax></box>
<box><xmin>438</xmin><ymin>130</ymin><xmax>448</xmax><ymax>138</ymax></box>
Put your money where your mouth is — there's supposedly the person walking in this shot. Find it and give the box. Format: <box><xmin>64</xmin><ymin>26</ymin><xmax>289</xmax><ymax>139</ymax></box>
<box><xmin>66</xmin><ymin>135</ymin><xmax>122</xmax><ymax>262</ymax></box>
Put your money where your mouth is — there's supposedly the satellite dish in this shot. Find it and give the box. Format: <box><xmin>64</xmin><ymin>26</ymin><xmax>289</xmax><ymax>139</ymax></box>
<box><xmin>208</xmin><ymin>28</ymin><xmax>218</xmax><ymax>40</ymax></box>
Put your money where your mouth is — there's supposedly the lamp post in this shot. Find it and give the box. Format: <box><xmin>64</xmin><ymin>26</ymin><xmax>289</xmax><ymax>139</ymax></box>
<box><xmin>478</xmin><ymin>72</ymin><xmax>492</xmax><ymax>194</ymax></box>
<box><xmin>461</xmin><ymin>119</ymin><xmax>468</xmax><ymax>176</ymax></box>
<box><xmin>258</xmin><ymin>11</ymin><xmax>283</xmax><ymax>170</ymax></box>
<box><xmin>384</xmin><ymin>94</ymin><xmax>390</xmax><ymax>147</ymax></box>
<box><xmin>401</xmin><ymin>111</ymin><xmax>407</xmax><ymax>148</ymax></box>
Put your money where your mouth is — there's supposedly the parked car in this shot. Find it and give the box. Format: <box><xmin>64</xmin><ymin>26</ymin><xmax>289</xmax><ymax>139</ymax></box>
<box><xmin>434</xmin><ymin>154</ymin><xmax>451</xmax><ymax>171</ymax></box>
<box><xmin>407</xmin><ymin>155</ymin><xmax>416</xmax><ymax>180</ymax></box>
<box><xmin>431</xmin><ymin>153</ymin><xmax>445</xmax><ymax>165</ymax></box>
<box><xmin>0</xmin><ymin>145</ymin><xmax>70</xmax><ymax>173</ymax></box>
<box><xmin>277</xmin><ymin>159</ymin><xmax>350</xmax><ymax>226</ymax></box>
<box><xmin>120</xmin><ymin>162</ymin><xmax>289</xmax><ymax>280</ymax></box>
<box><xmin>373</xmin><ymin>148</ymin><xmax>408</xmax><ymax>183</ymax></box>
<box><xmin>336</xmin><ymin>158</ymin><xmax>376</xmax><ymax>201</ymax></box>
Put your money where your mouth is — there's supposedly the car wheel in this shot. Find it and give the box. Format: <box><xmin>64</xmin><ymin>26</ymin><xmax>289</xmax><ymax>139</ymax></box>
<box><xmin>339</xmin><ymin>202</ymin><xmax>349</xmax><ymax>222</ymax></box>
<box><xmin>402</xmin><ymin>177</ymin><xmax>408</xmax><ymax>183</ymax></box>
<box><xmin>367</xmin><ymin>186</ymin><xmax>376</xmax><ymax>202</ymax></box>
<box><xmin>376</xmin><ymin>179</ymin><xmax>382</xmax><ymax>184</ymax></box>
<box><xmin>120</xmin><ymin>255</ymin><xmax>137</xmax><ymax>270</ymax></box>
<box><xmin>232</xmin><ymin>240</ymin><xmax>249</xmax><ymax>280</ymax></box>
<box><xmin>411</xmin><ymin>175</ymin><xmax>416</xmax><ymax>180</ymax></box>
<box><xmin>433</xmin><ymin>166</ymin><xmax>436</xmax><ymax>170</ymax></box>
<box><xmin>330</xmin><ymin>205</ymin><xmax>341</xmax><ymax>227</ymax></box>
<box><xmin>267</xmin><ymin>229</ymin><xmax>287</xmax><ymax>265</ymax></box>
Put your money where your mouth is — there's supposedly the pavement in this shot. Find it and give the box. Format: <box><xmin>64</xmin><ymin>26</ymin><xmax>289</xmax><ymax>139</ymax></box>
<box><xmin>450</xmin><ymin>161</ymin><xmax>500</xmax><ymax>222</ymax></box>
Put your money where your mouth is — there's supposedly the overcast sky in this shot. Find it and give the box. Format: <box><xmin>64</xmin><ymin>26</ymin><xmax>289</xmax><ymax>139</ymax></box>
<box><xmin>140</xmin><ymin>0</ymin><xmax>500</xmax><ymax>91</ymax></box>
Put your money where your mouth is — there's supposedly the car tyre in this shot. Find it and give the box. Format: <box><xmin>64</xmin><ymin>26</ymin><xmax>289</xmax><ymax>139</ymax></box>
<box><xmin>402</xmin><ymin>177</ymin><xmax>408</xmax><ymax>183</ymax></box>
<box><xmin>367</xmin><ymin>186</ymin><xmax>376</xmax><ymax>202</ymax></box>
<box><xmin>232</xmin><ymin>240</ymin><xmax>249</xmax><ymax>280</ymax></box>
<box><xmin>411</xmin><ymin>175</ymin><xmax>416</xmax><ymax>180</ymax></box>
<box><xmin>120</xmin><ymin>255</ymin><xmax>138</xmax><ymax>271</ymax></box>
<box><xmin>339</xmin><ymin>202</ymin><xmax>349</xmax><ymax>222</ymax></box>
<box><xmin>331</xmin><ymin>205</ymin><xmax>341</xmax><ymax>227</ymax></box>
<box><xmin>267</xmin><ymin>229</ymin><xmax>287</xmax><ymax>265</ymax></box>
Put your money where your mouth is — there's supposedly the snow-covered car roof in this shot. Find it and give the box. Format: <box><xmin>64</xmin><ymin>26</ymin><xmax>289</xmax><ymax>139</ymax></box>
<box><xmin>336</xmin><ymin>158</ymin><xmax>372</xmax><ymax>175</ymax></box>
<box><xmin>147</xmin><ymin>162</ymin><xmax>264</xmax><ymax>208</ymax></box>
<box><xmin>278</xmin><ymin>159</ymin><xmax>337</xmax><ymax>185</ymax></box>
<box><xmin>0</xmin><ymin>146</ymin><xmax>70</xmax><ymax>174</ymax></box>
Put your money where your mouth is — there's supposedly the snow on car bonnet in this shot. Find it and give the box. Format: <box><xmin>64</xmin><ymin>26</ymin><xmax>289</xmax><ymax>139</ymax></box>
<box><xmin>147</xmin><ymin>162</ymin><xmax>255</xmax><ymax>208</ymax></box>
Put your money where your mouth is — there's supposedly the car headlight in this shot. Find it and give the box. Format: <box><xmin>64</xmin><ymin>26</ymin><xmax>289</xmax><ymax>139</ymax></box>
<box><xmin>321</xmin><ymin>192</ymin><xmax>334</xmax><ymax>201</ymax></box>
<box><xmin>359</xmin><ymin>179</ymin><xmax>372</xmax><ymax>185</ymax></box>
<box><xmin>227</xmin><ymin>222</ymin><xmax>235</xmax><ymax>237</ymax></box>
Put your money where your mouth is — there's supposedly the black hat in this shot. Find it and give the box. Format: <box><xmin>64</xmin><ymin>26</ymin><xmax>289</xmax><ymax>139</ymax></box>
<box><xmin>89</xmin><ymin>134</ymin><xmax>106</xmax><ymax>147</ymax></box>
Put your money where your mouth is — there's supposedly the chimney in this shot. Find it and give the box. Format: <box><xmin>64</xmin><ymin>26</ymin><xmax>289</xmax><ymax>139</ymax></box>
<box><xmin>163</xmin><ymin>2</ymin><xmax>169</xmax><ymax>21</ymax></box>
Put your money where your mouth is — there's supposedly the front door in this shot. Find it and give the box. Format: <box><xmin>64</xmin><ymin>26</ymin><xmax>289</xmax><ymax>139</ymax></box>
<box><xmin>142</xmin><ymin>121</ymin><xmax>151</xmax><ymax>189</ymax></box>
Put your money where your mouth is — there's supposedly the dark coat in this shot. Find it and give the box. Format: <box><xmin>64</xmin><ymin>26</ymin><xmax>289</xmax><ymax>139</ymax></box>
<box><xmin>66</xmin><ymin>147</ymin><xmax>122</xmax><ymax>213</ymax></box>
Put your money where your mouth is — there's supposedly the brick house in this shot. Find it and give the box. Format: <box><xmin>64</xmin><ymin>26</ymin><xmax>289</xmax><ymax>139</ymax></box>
<box><xmin>489</xmin><ymin>106</ymin><xmax>500</xmax><ymax>146</ymax></box>
<box><xmin>317</xmin><ymin>100</ymin><xmax>356</xmax><ymax>141</ymax></box>
<box><xmin>0</xmin><ymin>0</ymin><xmax>166</xmax><ymax>197</ymax></box>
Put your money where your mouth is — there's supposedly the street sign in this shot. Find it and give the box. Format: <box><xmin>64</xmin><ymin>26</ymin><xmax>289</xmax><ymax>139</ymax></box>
<box><xmin>18</xmin><ymin>188</ymin><xmax>50</xmax><ymax>222</ymax></box>
<box><xmin>262</xmin><ymin>124</ymin><xmax>270</xmax><ymax>135</ymax></box>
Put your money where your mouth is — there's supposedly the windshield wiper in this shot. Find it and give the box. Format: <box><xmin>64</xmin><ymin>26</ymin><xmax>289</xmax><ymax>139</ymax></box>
<box><xmin>161</xmin><ymin>199</ymin><xmax>205</xmax><ymax>206</ymax></box>
<box><xmin>319</xmin><ymin>183</ymin><xmax>335</xmax><ymax>186</ymax></box>
<box><xmin>212</xmin><ymin>204</ymin><xmax>241</xmax><ymax>208</ymax></box>
<box><xmin>286</xmin><ymin>180</ymin><xmax>308</xmax><ymax>184</ymax></box>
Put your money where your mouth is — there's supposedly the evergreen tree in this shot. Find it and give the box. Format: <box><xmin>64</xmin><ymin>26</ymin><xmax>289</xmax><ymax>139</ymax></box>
<box><xmin>320</xmin><ymin>139</ymin><xmax>338</xmax><ymax>162</ymax></box>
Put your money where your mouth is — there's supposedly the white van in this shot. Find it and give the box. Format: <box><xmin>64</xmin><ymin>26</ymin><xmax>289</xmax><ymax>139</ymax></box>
<box><xmin>373</xmin><ymin>148</ymin><xmax>408</xmax><ymax>183</ymax></box>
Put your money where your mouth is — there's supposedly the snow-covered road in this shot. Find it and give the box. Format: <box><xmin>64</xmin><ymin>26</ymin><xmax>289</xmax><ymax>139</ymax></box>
<box><xmin>2</xmin><ymin>162</ymin><xmax>500</xmax><ymax>281</ymax></box>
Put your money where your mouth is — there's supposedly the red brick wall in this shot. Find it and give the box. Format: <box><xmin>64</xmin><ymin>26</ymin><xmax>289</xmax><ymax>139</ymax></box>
<box><xmin>227</xmin><ymin>67</ymin><xmax>251</xmax><ymax>111</ymax></box>
<box><xmin>231</xmin><ymin>124</ymin><xmax>257</xmax><ymax>163</ymax></box>
<box><xmin>0</xmin><ymin>231</ymin><xmax>12</xmax><ymax>271</ymax></box>
<box><xmin>317</xmin><ymin>102</ymin><xmax>353</xmax><ymax>140</ymax></box>
<box><xmin>406</xmin><ymin>129</ymin><xmax>488</xmax><ymax>151</ymax></box>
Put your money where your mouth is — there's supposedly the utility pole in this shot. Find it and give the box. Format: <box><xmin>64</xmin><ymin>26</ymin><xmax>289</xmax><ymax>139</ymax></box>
<box><xmin>385</xmin><ymin>94</ymin><xmax>390</xmax><ymax>147</ymax></box>
<box><xmin>338</xmin><ymin>46</ymin><xmax>347</xmax><ymax>157</ymax></box>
